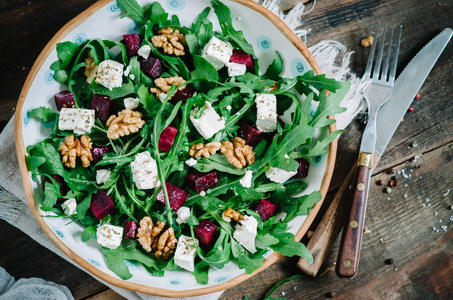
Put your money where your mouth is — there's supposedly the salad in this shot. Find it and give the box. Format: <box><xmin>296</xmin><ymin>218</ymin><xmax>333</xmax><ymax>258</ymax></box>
<box><xmin>26</xmin><ymin>0</ymin><xmax>349</xmax><ymax>283</ymax></box>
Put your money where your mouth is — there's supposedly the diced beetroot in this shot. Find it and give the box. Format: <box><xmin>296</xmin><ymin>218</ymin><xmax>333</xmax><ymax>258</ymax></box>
<box><xmin>238</xmin><ymin>122</ymin><xmax>261</xmax><ymax>147</ymax></box>
<box><xmin>140</xmin><ymin>57</ymin><xmax>163</xmax><ymax>79</ymax></box>
<box><xmin>296</xmin><ymin>158</ymin><xmax>310</xmax><ymax>178</ymax></box>
<box><xmin>124</xmin><ymin>220</ymin><xmax>138</xmax><ymax>239</ymax></box>
<box><xmin>195</xmin><ymin>219</ymin><xmax>218</xmax><ymax>248</ymax></box>
<box><xmin>90</xmin><ymin>190</ymin><xmax>116</xmax><ymax>220</ymax></box>
<box><xmin>186</xmin><ymin>171</ymin><xmax>219</xmax><ymax>193</ymax></box>
<box><xmin>54</xmin><ymin>91</ymin><xmax>75</xmax><ymax>111</ymax></box>
<box><xmin>229</xmin><ymin>49</ymin><xmax>254</xmax><ymax>72</ymax></box>
<box><xmin>123</xmin><ymin>33</ymin><xmax>141</xmax><ymax>57</ymax></box>
<box><xmin>156</xmin><ymin>182</ymin><xmax>188</xmax><ymax>211</ymax></box>
<box><xmin>91</xmin><ymin>94</ymin><xmax>113</xmax><ymax>122</ymax></box>
<box><xmin>158</xmin><ymin>125</ymin><xmax>178</xmax><ymax>152</ymax></box>
<box><xmin>255</xmin><ymin>199</ymin><xmax>278</xmax><ymax>222</ymax></box>
<box><xmin>43</xmin><ymin>175</ymin><xmax>68</xmax><ymax>203</ymax></box>
<box><xmin>172</xmin><ymin>84</ymin><xmax>195</xmax><ymax>104</ymax></box>
<box><xmin>91</xmin><ymin>146</ymin><xmax>109</xmax><ymax>165</ymax></box>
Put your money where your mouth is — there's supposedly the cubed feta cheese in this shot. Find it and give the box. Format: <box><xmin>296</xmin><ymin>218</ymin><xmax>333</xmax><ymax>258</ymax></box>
<box><xmin>174</xmin><ymin>235</ymin><xmax>198</xmax><ymax>272</ymax></box>
<box><xmin>96</xmin><ymin>169</ymin><xmax>112</xmax><ymax>185</ymax></box>
<box><xmin>138</xmin><ymin>45</ymin><xmax>151</xmax><ymax>59</ymax></box>
<box><xmin>95</xmin><ymin>59</ymin><xmax>124</xmax><ymax>91</ymax></box>
<box><xmin>124</xmin><ymin>97</ymin><xmax>140</xmax><ymax>109</ymax></box>
<box><xmin>190</xmin><ymin>102</ymin><xmax>225</xmax><ymax>139</ymax></box>
<box><xmin>61</xmin><ymin>198</ymin><xmax>77</xmax><ymax>216</ymax></box>
<box><xmin>201</xmin><ymin>36</ymin><xmax>233</xmax><ymax>70</ymax></box>
<box><xmin>255</xmin><ymin>93</ymin><xmax>277</xmax><ymax>132</ymax></box>
<box><xmin>176</xmin><ymin>207</ymin><xmax>191</xmax><ymax>224</ymax></box>
<box><xmin>265</xmin><ymin>166</ymin><xmax>297</xmax><ymax>183</ymax></box>
<box><xmin>227</xmin><ymin>62</ymin><xmax>247</xmax><ymax>77</ymax></box>
<box><xmin>130</xmin><ymin>151</ymin><xmax>160</xmax><ymax>190</ymax></box>
<box><xmin>233</xmin><ymin>215</ymin><xmax>258</xmax><ymax>253</ymax></box>
<box><xmin>96</xmin><ymin>224</ymin><xmax>123</xmax><ymax>249</ymax></box>
<box><xmin>58</xmin><ymin>108</ymin><xmax>95</xmax><ymax>134</ymax></box>
<box><xmin>239</xmin><ymin>170</ymin><xmax>253</xmax><ymax>188</ymax></box>
<box><xmin>185</xmin><ymin>158</ymin><xmax>198</xmax><ymax>167</ymax></box>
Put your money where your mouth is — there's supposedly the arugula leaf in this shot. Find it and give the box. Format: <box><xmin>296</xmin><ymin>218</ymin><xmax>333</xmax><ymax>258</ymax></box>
<box><xmin>269</xmin><ymin>156</ymin><xmax>299</xmax><ymax>173</ymax></box>
<box><xmin>29</xmin><ymin>107</ymin><xmax>58</xmax><ymax>122</ymax></box>
<box><xmin>81</xmin><ymin>226</ymin><xmax>97</xmax><ymax>242</ymax></box>
<box><xmin>306</xmin><ymin>129</ymin><xmax>344</xmax><ymax>157</ymax></box>
<box><xmin>56</xmin><ymin>41</ymin><xmax>79</xmax><ymax>69</ymax></box>
<box><xmin>263</xmin><ymin>274</ymin><xmax>302</xmax><ymax>300</ymax></box>
<box><xmin>263</xmin><ymin>51</ymin><xmax>283</xmax><ymax>81</ymax></box>
<box><xmin>298</xmin><ymin>70</ymin><xmax>344</xmax><ymax>93</ymax></box>
<box><xmin>42</xmin><ymin>179</ymin><xmax>63</xmax><ymax>211</ymax></box>
<box><xmin>193</xmin><ymin>154</ymin><xmax>246</xmax><ymax>176</ymax></box>
<box><xmin>27</xmin><ymin>141</ymin><xmax>65</xmax><ymax>177</ymax></box>
<box><xmin>211</xmin><ymin>0</ymin><xmax>256</xmax><ymax>57</ymax></box>
<box><xmin>237</xmin><ymin>252</ymin><xmax>265</xmax><ymax>274</ymax></box>
<box><xmin>194</xmin><ymin>264</ymin><xmax>209</xmax><ymax>284</ymax></box>
<box><xmin>190</xmin><ymin>55</ymin><xmax>219</xmax><ymax>82</ymax></box>
<box><xmin>308</xmin><ymin>82</ymin><xmax>349</xmax><ymax>128</ymax></box>
<box><xmin>117</xmin><ymin>0</ymin><xmax>146</xmax><ymax>25</ymax></box>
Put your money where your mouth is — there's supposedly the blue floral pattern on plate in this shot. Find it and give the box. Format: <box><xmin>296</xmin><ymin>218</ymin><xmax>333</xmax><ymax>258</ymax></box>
<box><xmin>166</xmin><ymin>0</ymin><xmax>186</xmax><ymax>10</ymax></box>
<box><xmin>215</xmin><ymin>275</ymin><xmax>232</xmax><ymax>283</ymax></box>
<box><xmin>89</xmin><ymin>258</ymin><xmax>101</xmax><ymax>268</ymax></box>
<box><xmin>312</xmin><ymin>154</ymin><xmax>323</xmax><ymax>167</ymax></box>
<box><xmin>72</xmin><ymin>33</ymin><xmax>87</xmax><ymax>45</ymax></box>
<box><xmin>257</xmin><ymin>35</ymin><xmax>272</xmax><ymax>52</ymax></box>
<box><xmin>128</xmin><ymin>21</ymin><xmax>142</xmax><ymax>34</ymax></box>
<box><xmin>53</xmin><ymin>227</ymin><xmax>64</xmax><ymax>239</ymax></box>
<box><xmin>23</xmin><ymin>111</ymin><xmax>31</xmax><ymax>127</ymax></box>
<box><xmin>290</xmin><ymin>57</ymin><xmax>308</xmax><ymax>77</ymax></box>
<box><xmin>167</xmin><ymin>278</ymin><xmax>183</xmax><ymax>286</ymax></box>
<box><xmin>44</xmin><ymin>69</ymin><xmax>55</xmax><ymax>85</ymax></box>
<box><xmin>108</xmin><ymin>2</ymin><xmax>120</xmax><ymax>13</ymax></box>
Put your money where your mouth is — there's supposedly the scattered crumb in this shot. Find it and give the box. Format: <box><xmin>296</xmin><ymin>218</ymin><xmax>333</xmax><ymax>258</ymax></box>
<box><xmin>307</xmin><ymin>230</ymin><xmax>314</xmax><ymax>239</ymax></box>
<box><xmin>444</xmin><ymin>189</ymin><xmax>451</xmax><ymax>196</ymax></box>
<box><xmin>363</xmin><ymin>227</ymin><xmax>372</xmax><ymax>234</ymax></box>
<box><xmin>281</xmin><ymin>292</ymin><xmax>286</xmax><ymax>296</ymax></box>
<box><xmin>441</xmin><ymin>225</ymin><xmax>448</xmax><ymax>232</ymax></box>
<box><xmin>361</xmin><ymin>36</ymin><xmax>374</xmax><ymax>47</ymax></box>
<box><xmin>394</xmin><ymin>266</ymin><xmax>398</xmax><ymax>271</ymax></box>
<box><xmin>434</xmin><ymin>211</ymin><xmax>439</xmax><ymax>216</ymax></box>
<box><xmin>439</xmin><ymin>219</ymin><xmax>442</xmax><ymax>223</ymax></box>
<box><xmin>426</xmin><ymin>198</ymin><xmax>431</xmax><ymax>203</ymax></box>
<box><xmin>380</xmin><ymin>238</ymin><xmax>384</xmax><ymax>243</ymax></box>
<box><xmin>403</xmin><ymin>193</ymin><xmax>408</xmax><ymax>199</ymax></box>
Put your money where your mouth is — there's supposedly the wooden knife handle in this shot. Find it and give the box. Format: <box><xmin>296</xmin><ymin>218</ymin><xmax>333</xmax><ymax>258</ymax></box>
<box><xmin>296</xmin><ymin>164</ymin><xmax>356</xmax><ymax>276</ymax></box>
<box><xmin>335</xmin><ymin>159</ymin><xmax>372</xmax><ymax>278</ymax></box>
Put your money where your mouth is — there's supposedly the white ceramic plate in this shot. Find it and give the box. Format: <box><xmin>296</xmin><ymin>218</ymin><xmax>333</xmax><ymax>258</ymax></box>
<box><xmin>15</xmin><ymin>0</ymin><xmax>336</xmax><ymax>296</ymax></box>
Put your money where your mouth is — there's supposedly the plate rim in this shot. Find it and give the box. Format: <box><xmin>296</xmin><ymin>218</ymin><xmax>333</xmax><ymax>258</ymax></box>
<box><xmin>14</xmin><ymin>0</ymin><xmax>337</xmax><ymax>297</ymax></box>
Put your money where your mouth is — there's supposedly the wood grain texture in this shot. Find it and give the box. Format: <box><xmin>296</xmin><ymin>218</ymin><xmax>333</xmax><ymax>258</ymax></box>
<box><xmin>1</xmin><ymin>0</ymin><xmax>452</xmax><ymax>299</ymax></box>
<box><xmin>335</xmin><ymin>165</ymin><xmax>370</xmax><ymax>278</ymax></box>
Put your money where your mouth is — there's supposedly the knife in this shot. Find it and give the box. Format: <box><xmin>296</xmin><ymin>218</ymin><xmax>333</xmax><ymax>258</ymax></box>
<box><xmin>297</xmin><ymin>28</ymin><xmax>453</xmax><ymax>277</ymax></box>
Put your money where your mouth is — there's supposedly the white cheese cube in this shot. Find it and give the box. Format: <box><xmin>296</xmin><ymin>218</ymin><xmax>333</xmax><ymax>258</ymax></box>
<box><xmin>201</xmin><ymin>36</ymin><xmax>233</xmax><ymax>70</ymax></box>
<box><xmin>158</xmin><ymin>93</ymin><xmax>168</xmax><ymax>102</ymax></box>
<box><xmin>255</xmin><ymin>93</ymin><xmax>277</xmax><ymax>132</ymax></box>
<box><xmin>190</xmin><ymin>102</ymin><xmax>225</xmax><ymax>139</ymax></box>
<box><xmin>227</xmin><ymin>62</ymin><xmax>247</xmax><ymax>77</ymax></box>
<box><xmin>265</xmin><ymin>166</ymin><xmax>297</xmax><ymax>183</ymax></box>
<box><xmin>58</xmin><ymin>108</ymin><xmax>95</xmax><ymax>134</ymax></box>
<box><xmin>185</xmin><ymin>158</ymin><xmax>198</xmax><ymax>167</ymax></box>
<box><xmin>233</xmin><ymin>215</ymin><xmax>258</xmax><ymax>253</ymax></box>
<box><xmin>130</xmin><ymin>151</ymin><xmax>160</xmax><ymax>190</ymax></box>
<box><xmin>239</xmin><ymin>170</ymin><xmax>253</xmax><ymax>188</ymax></box>
<box><xmin>138</xmin><ymin>45</ymin><xmax>151</xmax><ymax>59</ymax></box>
<box><xmin>96</xmin><ymin>169</ymin><xmax>112</xmax><ymax>185</ymax></box>
<box><xmin>174</xmin><ymin>235</ymin><xmax>198</xmax><ymax>272</ymax></box>
<box><xmin>95</xmin><ymin>59</ymin><xmax>124</xmax><ymax>91</ymax></box>
<box><xmin>96</xmin><ymin>224</ymin><xmax>123</xmax><ymax>249</ymax></box>
<box><xmin>124</xmin><ymin>97</ymin><xmax>140</xmax><ymax>110</ymax></box>
<box><xmin>61</xmin><ymin>198</ymin><xmax>77</xmax><ymax>216</ymax></box>
<box><xmin>176</xmin><ymin>207</ymin><xmax>191</xmax><ymax>224</ymax></box>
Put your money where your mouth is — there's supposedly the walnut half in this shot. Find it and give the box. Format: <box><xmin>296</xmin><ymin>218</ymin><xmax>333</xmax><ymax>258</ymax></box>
<box><xmin>106</xmin><ymin>109</ymin><xmax>145</xmax><ymax>140</ymax></box>
<box><xmin>188</xmin><ymin>142</ymin><xmax>222</xmax><ymax>159</ymax></box>
<box><xmin>58</xmin><ymin>135</ymin><xmax>93</xmax><ymax>168</ymax></box>
<box><xmin>151</xmin><ymin>27</ymin><xmax>186</xmax><ymax>56</ymax></box>
<box><xmin>220</xmin><ymin>137</ymin><xmax>255</xmax><ymax>169</ymax></box>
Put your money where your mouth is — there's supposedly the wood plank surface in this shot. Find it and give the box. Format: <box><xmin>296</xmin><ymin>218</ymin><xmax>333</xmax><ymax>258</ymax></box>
<box><xmin>1</xmin><ymin>0</ymin><xmax>452</xmax><ymax>299</ymax></box>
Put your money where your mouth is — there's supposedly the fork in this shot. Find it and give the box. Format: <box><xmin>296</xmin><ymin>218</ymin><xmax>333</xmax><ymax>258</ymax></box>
<box><xmin>335</xmin><ymin>23</ymin><xmax>402</xmax><ymax>279</ymax></box>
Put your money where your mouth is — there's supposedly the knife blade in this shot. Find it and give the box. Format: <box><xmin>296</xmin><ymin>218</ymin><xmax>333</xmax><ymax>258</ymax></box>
<box><xmin>297</xmin><ymin>28</ymin><xmax>453</xmax><ymax>277</ymax></box>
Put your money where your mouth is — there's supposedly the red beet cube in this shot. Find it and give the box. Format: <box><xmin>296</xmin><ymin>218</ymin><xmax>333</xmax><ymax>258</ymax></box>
<box><xmin>158</xmin><ymin>125</ymin><xmax>178</xmax><ymax>152</ymax></box>
<box><xmin>186</xmin><ymin>171</ymin><xmax>219</xmax><ymax>193</ymax></box>
<box><xmin>140</xmin><ymin>57</ymin><xmax>163</xmax><ymax>79</ymax></box>
<box><xmin>156</xmin><ymin>182</ymin><xmax>188</xmax><ymax>212</ymax></box>
<box><xmin>90</xmin><ymin>190</ymin><xmax>116</xmax><ymax>220</ymax></box>
<box><xmin>91</xmin><ymin>94</ymin><xmax>113</xmax><ymax>122</ymax></box>
<box><xmin>43</xmin><ymin>175</ymin><xmax>68</xmax><ymax>203</ymax></box>
<box><xmin>124</xmin><ymin>220</ymin><xmax>138</xmax><ymax>239</ymax></box>
<box><xmin>255</xmin><ymin>199</ymin><xmax>278</xmax><ymax>222</ymax></box>
<box><xmin>172</xmin><ymin>85</ymin><xmax>195</xmax><ymax>104</ymax></box>
<box><xmin>54</xmin><ymin>91</ymin><xmax>75</xmax><ymax>111</ymax></box>
<box><xmin>238</xmin><ymin>122</ymin><xmax>261</xmax><ymax>147</ymax></box>
<box><xmin>229</xmin><ymin>49</ymin><xmax>254</xmax><ymax>72</ymax></box>
<box><xmin>91</xmin><ymin>146</ymin><xmax>109</xmax><ymax>165</ymax></box>
<box><xmin>123</xmin><ymin>33</ymin><xmax>141</xmax><ymax>57</ymax></box>
<box><xmin>195</xmin><ymin>219</ymin><xmax>218</xmax><ymax>248</ymax></box>
<box><xmin>296</xmin><ymin>158</ymin><xmax>310</xmax><ymax>178</ymax></box>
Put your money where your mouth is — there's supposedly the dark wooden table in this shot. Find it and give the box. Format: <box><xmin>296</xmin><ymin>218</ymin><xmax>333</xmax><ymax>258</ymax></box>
<box><xmin>1</xmin><ymin>0</ymin><xmax>452</xmax><ymax>299</ymax></box>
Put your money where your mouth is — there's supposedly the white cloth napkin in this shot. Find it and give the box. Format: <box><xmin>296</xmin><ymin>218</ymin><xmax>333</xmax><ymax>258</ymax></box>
<box><xmin>0</xmin><ymin>1</ymin><xmax>367</xmax><ymax>299</ymax></box>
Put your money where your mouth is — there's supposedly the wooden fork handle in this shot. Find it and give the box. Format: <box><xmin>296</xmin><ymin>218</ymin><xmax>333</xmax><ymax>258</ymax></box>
<box><xmin>335</xmin><ymin>153</ymin><xmax>372</xmax><ymax>278</ymax></box>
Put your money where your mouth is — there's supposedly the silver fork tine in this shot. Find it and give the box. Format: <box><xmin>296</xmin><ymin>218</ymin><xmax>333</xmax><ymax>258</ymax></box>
<box><xmin>381</xmin><ymin>27</ymin><xmax>394</xmax><ymax>81</ymax></box>
<box><xmin>364</xmin><ymin>22</ymin><xmax>381</xmax><ymax>79</ymax></box>
<box><xmin>372</xmin><ymin>23</ymin><xmax>388</xmax><ymax>80</ymax></box>
<box><xmin>388</xmin><ymin>25</ymin><xmax>402</xmax><ymax>83</ymax></box>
